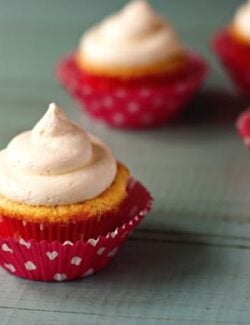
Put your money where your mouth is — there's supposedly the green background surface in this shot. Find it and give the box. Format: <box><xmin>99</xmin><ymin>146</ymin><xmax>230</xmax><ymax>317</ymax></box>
<box><xmin>1</xmin><ymin>0</ymin><xmax>250</xmax><ymax>324</ymax></box>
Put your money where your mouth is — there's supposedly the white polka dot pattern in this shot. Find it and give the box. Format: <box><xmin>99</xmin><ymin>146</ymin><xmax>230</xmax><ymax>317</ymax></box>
<box><xmin>113</xmin><ymin>113</ymin><xmax>125</xmax><ymax>125</ymax></box>
<box><xmin>96</xmin><ymin>247</ymin><xmax>106</xmax><ymax>255</ymax></box>
<box><xmin>110</xmin><ymin>229</ymin><xmax>118</xmax><ymax>238</ymax></box>
<box><xmin>107</xmin><ymin>247</ymin><xmax>118</xmax><ymax>257</ymax></box>
<box><xmin>56</xmin><ymin>52</ymin><xmax>208</xmax><ymax>129</ymax></box>
<box><xmin>81</xmin><ymin>85</ymin><xmax>92</xmax><ymax>96</ymax></box>
<box><xmin>54</xmin><ymin>273</ymin><xmax>67</xmax><ymax>282</ymax></box>
<box><xmin>103</xmin><ymin>97</ymin><xmax>114</xmax><ymax>108</ymax></box>
<box><xmin>127</xmin><ymin>102</ymin><xmax>139</xmax><ymax>113</ymax></box>
<box><xmin>115</xmin><ymin>88</ymin><xmax>126</xmax><ymax>98</ymax></box>
<box><xmin>139</xmin><ymin>88</ymin><xmax>151</xmax><ymax>97</ymax></box>
<box><xmin>46</xmin><ymin>251</ymin><xmax>58</xmax><ymax>261</ymax></box>
<box><xmin>2</xmin><ymin>244</ymin><xmax>13</xmax><ymax>254</ymax></box>
<box><xmin>71</xmin><ymin>256</ymin><xmax>82</xmax><ymax>266</ymax></box>
<box><xmin>63</xmin><ymin>241</ymin><xmax>74</xmax><ymax>246</ymax></box>
<box><xmin>24</xmin><ymin>261</ymin><xmax>36</xmax><ymax>271</ymax></box>
<box><xmin>4</xmin><ymin>263</ymin><xmax>16</xmax><ymax>273</ymax></box>
<box><xmin>87</xmin><ymin>238</ymin><xmax>99</xmax><ymax>247</ymax></box>
<box><xmin>19</xmin><ymin>238</ymin><xmax>31</xmax><ymax>249</ymax></box>
<box><xmin>83</xmin><ymin>268</ymin><xmax>94</xmax><ymax>278</ymax></box>
<box><xmin>0</xmin><ymin>178</ymin><xmax>153</xmax><ymax>282</ymax></box>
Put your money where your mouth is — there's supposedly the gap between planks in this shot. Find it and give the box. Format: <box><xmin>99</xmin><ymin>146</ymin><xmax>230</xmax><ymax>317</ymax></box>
<box><xmin>0</xmin><ymin>305</ymin><xmax>244</xmax><ymax>324</ymax></box>
<box><xmin>131</xmin><ymin>228</ymin><xmax>250</xmax><ymax>250</ymax></box>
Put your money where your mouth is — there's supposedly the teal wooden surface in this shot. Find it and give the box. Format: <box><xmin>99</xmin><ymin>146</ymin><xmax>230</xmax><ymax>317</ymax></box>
<box><xmin>0</xmin><ymin>0</ymin><xmax>250</xmax><ymax>324</ymax></box>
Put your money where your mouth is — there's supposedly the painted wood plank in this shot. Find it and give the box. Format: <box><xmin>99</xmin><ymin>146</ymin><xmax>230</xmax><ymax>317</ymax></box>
<box><xmin>1</xmin><ymin>239</ymin><xmax>250</xmax><ymax>324</ymax></box>
<box><xmin>3</xmin><ymin>310</ymin><xmax>244</xmax><ymax>325</ymax></box>
<box><xmin>0</xmin><ymin>309</ymin><xmax>246</xmax><ymax>325</ymax></box>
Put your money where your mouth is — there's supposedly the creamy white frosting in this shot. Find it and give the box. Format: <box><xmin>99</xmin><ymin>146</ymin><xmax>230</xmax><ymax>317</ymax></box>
<box><xmin>233</xmin><ymin>1</ymin><xmax>250</xmax><ymax>40</ymax></box>
<box><xmin>0</xmin><ymin>103</ymin><xmax>117</xmax><ymax>206</ymax></box>
<box><xmin>79</xmin><ymin>0</ymin><xmax>183</xmax><ymax>68</ymax></box>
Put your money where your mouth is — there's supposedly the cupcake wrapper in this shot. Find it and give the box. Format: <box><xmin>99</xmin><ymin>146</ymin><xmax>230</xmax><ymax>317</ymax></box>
<box><xmin>213</xmin><ymin>30</ymin><xmax>250</xmax><ymax>94</ymax></box>
<box><xmin>0</xmin><ymin>203</ymin><xmax>128</xmax><ymax>243</ymax></box>
<box><xmin>56</xmin><ymin>51</ymin><xmax>208</xmax><ymax>129</ymax></box>
<box><xmin>0</xmin><ymin>178</ymin><xmax>142</xmax><ymax>243</ymax></box>
<box><xmin>0</xmin><ymin>179</ymin><xmax>152</xmax><ymax>281</ymax></box>
<box><xmin>236</xmin><ymin>108</ymin><xmax>250</xmax><ymax>149</ymax></box>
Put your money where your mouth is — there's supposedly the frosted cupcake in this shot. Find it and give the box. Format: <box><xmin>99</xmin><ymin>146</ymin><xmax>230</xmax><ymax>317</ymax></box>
<box><xmin>57</xmin><ymin>0</ymin><xmax>208</xmax><ymax>128</ymax></box>
<box><xmin>0</xmin><ymin>103</ymin><xmax>152</xmax><ymax>281</ymax></box>
<box><xmin>213</xmin><ymin>1</ymin><xmax>250</xmax><ymax>94</ymax></box>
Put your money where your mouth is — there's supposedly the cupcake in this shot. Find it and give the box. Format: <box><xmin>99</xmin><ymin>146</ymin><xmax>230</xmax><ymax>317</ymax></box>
<box><xmin>236</xmin><ymin>108</ymin><xmax>250</xmax><ymax>148</ymax></box>
<box><xmin>213</xmin><ymin>1</ymin><xmax>250</xmax><ymax>94</ymax></box>
<box><xmin>57</xmin><ymin>0</ymin><xmax>208</xmax><ymax>129</ymax></box>
<box><xmin>0</xmin><ymin>103</ymin><xmax>152</xmax><ymax>281</ymax></box>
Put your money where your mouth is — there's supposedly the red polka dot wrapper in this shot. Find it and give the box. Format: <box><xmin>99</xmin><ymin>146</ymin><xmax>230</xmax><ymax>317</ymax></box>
<box><xmin>236</xmin><ymin>108</ymin><xmax>250</xmax><ymax>149</ymax></box>
<box><xmin>0</xmin><ymin>179</ymin><xmax>152</xmax><ymax>281</ymax></box>
<box><xmin>213</xmin><ymin>30</ymin><xmax>250</xmax><ymax>94</ymax></box>
<box><xmin>0</xmin><ymin>202</ymin><xmax>129</xmax><ymax>243</ymax></box>
<box><xmin>56</xmin><ymin>52</ymin><xmax>208</xmax><ymax>129</ymax></box>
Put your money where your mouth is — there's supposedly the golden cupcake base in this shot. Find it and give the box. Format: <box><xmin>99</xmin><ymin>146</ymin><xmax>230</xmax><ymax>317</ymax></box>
<box><xmin>76</xmin><ymin>51</ymin><xmax>187</xmax><ymax>78</ymax></box>
<box><xmin>0</xmin><ymin>162</ymin><xmax>130</xmax><ymax>224</ymax></box>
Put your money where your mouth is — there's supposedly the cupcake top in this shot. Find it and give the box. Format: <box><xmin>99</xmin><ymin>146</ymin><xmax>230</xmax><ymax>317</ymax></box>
<box><xmin>78</xmin><ymin>0</ymin><xmax>184</xmax><ymax>73</ymax></box>
<box><xmin>232</xmin><ymin>1</ymin><xmax>250</xmax><ymax>42</ymax></box>
<box><xmin>0</xmin><ymin>103</ymin><xmax>117</xmax><ymax>206</ymax></box>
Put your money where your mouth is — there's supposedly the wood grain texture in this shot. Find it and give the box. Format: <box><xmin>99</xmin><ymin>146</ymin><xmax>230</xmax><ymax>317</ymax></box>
<box><xmin>1</xmin><ymin>239</ymin><xmax>250</xmax><ymax>325</ymax></box>
<box><xmin>0</xmin><ymin>0</ymin><xmax>249</xmax><ymax>324</ymax></box>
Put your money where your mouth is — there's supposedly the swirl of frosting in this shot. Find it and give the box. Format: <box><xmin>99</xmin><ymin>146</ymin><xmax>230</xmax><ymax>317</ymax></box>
<box><xmin>0</xmin><ymin>103</ymin><xmax>117</xmax><ymax>206</ymax></box>
<box><xmin>79</xmin><ymin>0</ymin><xmax>183</xmax><ymax>69</ymax></box>
<box><xmin>232</xmin><ymin>1</ymin><xmax>250</xmax><ymax>41</ymax></box>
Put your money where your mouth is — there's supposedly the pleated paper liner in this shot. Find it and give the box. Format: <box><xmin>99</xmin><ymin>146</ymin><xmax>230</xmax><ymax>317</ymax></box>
<box><xmin>0</xmin><ymin>178</ymin><xmax>145</xmax><ymax>243</ymax></box>
<box><xmin>0</xmin><ymin>203</ymin><xmax>127</xmax><ymax>243</ymax></box>
<box><xmin>213</xmin><ymin>30</ymin><xmax>250</xmax><ymax>94</ymax></box>
<box><xmin>0</xmin><ymin>179</ymin><xmax>152</xmax><ymax>281</ymax></box>
<box><xmin>56</xmin><ymin>51</ymin><xmax>208</xmax><ymax>129</ymax></box>
<box><xmin>236</xmin><ymin>108</ymin><xmax>250</xmax><ymax>149</ymax></box>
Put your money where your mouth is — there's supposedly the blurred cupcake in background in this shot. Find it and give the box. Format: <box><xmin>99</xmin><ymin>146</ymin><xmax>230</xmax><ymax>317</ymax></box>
<box><xmin>236</xmin><ymin>107</ymin><xmax>250</xmax><ymax>149</ymax></box>
<box><xmin>0</xmin><ymin>103</ymin><xmax>152</xmax><ymax>281</ymax></box>
<box><xmin>213</xmin><ymin>1</ymin><xmax>250</xmax><ymax>94</ymax></box>
<box><xmin>57</xmin><ymin>0</ymin><xmax>208</xmax><ymax>129</ymax></box>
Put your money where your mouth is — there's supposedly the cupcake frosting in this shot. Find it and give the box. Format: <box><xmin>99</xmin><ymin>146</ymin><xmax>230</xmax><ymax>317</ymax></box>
<box><xmin>79</xmin><ymin>0</ymin><xmax>183</xmax><ymax>68</ymax></box>
<box><xmin>232</xmin><ymin>1</ymin><xmax>250</xmax><ymax>41</ymax></box>
<box><xmin>0</xmin><ymin>103</ymin><xmax>117</xmax><ymax>206</ymax></box>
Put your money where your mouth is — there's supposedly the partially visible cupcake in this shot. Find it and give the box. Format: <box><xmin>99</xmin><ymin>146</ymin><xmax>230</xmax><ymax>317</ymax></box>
<box><xmin>0</xmin><ymin>103</ymin><xmax>152</xmax><ymax>281</ymax></box>
<box><xmin>236</xmin><ymin>107</ymin><xmax>250</xmax><ymax>149</ymax></box>
<box><xmin>57</xmin><ymin>0</ymin><xmax>208</xmax><ymax>129</ymax></box>
<box><xmin>213</xmin><ymin>1</ymin><xmax>250</xmax><ymax>94</ymax></box>
<box><xmin>76</xmin><ymin>0</ymin><xmax>186</xmax><ymax>78</ymax></box>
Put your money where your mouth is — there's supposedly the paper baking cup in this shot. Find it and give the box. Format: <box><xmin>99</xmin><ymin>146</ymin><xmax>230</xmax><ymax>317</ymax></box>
<box><xmin>0</xmin><ymin>179</ymin><xmax>152</xmax><ymax>281</ymax></box>
<box><xmin>56</xmin><ymin>52</ymin><xmax>208</xmax><ymax>129</ymax></box>
<box><xmin>0</xmin><ymin>203</ymin><xmax>127</xmax><ymax>243</ymax></box>
<box><xmin>0</xmin><ymin>179</ymin><xmax>149</xmax><ymax>243</ymax></box>
<box><xmin>236</xmin><ymin>108</ymin><xmax>250</xmax><ymax>149</ymax></box>
<box><xmin>213</xmin><ymin>30</ymin><xmax>250</xmax><ymax>94</ymax></box>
